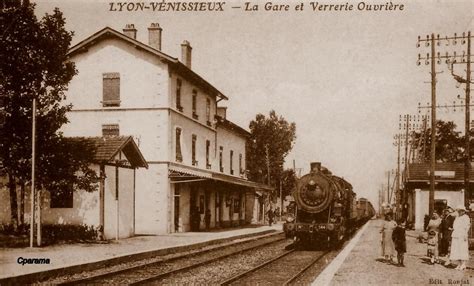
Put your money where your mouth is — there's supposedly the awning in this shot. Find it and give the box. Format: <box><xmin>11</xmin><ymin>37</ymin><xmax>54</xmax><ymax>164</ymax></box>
<box><xmin>168</xmin><ymin>162</ymin><xmax>273</xmax><ymax>192</ymax></box>
<box><xmin>212</xmin><ymin>172</ymin><xmax>273</xmax><ymax>191</ymax></box>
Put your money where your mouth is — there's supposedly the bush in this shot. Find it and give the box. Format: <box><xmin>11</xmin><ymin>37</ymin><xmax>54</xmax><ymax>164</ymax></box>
<box><xmin>42</xmin><ymin>224</ymin><xmax>100</xmax><ymax>244</ymax></box>
<box><xmin>0</xmin><ymin>223</ymin><xmax>100</xmax><ymax>246</ymax></box>
<box><xmin>0</xmin><ymin>223</ymin><xmax>29</xmax><ymax>235</ymax></box>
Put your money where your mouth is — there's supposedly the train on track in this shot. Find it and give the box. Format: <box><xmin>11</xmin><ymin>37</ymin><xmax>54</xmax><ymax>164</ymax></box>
<box><xmin>283</xmin><ymin>162</ymin><xmax>375</xmax><ymax>249</ymax></box>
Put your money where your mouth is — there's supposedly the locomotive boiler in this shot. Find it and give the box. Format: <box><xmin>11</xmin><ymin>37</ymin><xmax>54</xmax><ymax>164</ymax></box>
<box><xmin>284</xmin><ymin>162</ymin><xmax>363</xmax><ymax>248</ymax></box>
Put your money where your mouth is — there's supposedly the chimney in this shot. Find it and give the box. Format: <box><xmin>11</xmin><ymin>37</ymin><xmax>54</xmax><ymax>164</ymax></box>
<box><xmin>148</xmin><ymin>23</ymin><xmax>162</xmax><ymax>50</ymax></box>
<box><xmin>217</xmin><ymin>107</ymin><xmax>227</xmax><ymax>119</ymax></box>
<box><xmin>310</xmin><ymin>162</ymin><xmax>321</xmax><ymax>173</ymax></box>
<box><xmin>181</xmin><ymin>40</ymin><xmax>192</xmax><ymax>68</ymax></box>
<box><xmin>123</xmin><ymin>24</ymin><xmax>137</xmax><ymax>39</ymax></box>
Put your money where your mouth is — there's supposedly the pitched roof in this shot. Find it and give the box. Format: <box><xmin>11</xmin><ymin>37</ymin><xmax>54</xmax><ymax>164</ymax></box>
<box><xmin>407</xmin><ymin>162</ymin><xmax>474</xmax><ymax>182</ymax></box>
<box><xmin>66</xmin><ymin>136</ymin><xmax>148</xmax><ymax>169</ymax></box>
<box><xmin>215</xmin><ymin>115</ymin><xmax>251</xmax><ymax>138</ymax></box>
<box><xmin>67</xmin><ymin>27</ymin><xmax>228</xmax><ymax>100</ymax></box>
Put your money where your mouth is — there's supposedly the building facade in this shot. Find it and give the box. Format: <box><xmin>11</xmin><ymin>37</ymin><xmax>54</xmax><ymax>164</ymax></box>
<box><xmin>405</xmin><ymin>162</ymin><xmax>472</xmax><ymax>230</ymax></box>
<box><xmin>62</xmin><ymin>24</ymin><xmax>271</xmax><ymax>235</ymax></box>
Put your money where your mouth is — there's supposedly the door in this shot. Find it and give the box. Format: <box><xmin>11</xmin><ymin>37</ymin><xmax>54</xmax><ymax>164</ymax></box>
<box><xmin>174</xmin><ymin>185</ymin><xmax>180</xmax><ymax>232</ymax></box>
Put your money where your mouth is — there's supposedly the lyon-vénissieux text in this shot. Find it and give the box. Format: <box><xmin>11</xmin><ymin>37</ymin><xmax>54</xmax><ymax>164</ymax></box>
<box><xmin>108</xmin><ymin>1</ymin><xmax>405</xmax><ymax>12</ymax></box>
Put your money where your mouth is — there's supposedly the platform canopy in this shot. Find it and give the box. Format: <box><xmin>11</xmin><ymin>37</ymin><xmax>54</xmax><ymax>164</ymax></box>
<box><xmin>168</xmin><ymin>162</ymin><xmax>273</xmax><ymax>192</ymax></box>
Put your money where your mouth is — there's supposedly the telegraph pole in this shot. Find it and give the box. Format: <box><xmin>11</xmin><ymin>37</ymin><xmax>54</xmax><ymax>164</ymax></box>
<box><xmin>387</xmin><ymin>171</ymin><xmax>391</xmax><ymax>206</ymax></box>
<box><xmin>429</xmin><ymin>34</ymin><xmax>436</xmax><ymax>217</ymax></box>
<box><xmin>463</xmin><ymin>32</ymin><xmax>471</xmax><ymax>207</ymax></box>
<box><xmin>418</xmin><ymin>31</ymin><xmax>473</xmax><ymax>209</ymax></box>
<box><xmin>396</xmin><ymin>134</ymin><xmax>401</xmax><ymax>207</ymax></box>
<box><xmin>417</xmin><ymin>34</ymin><xmax>438</xmax><ymax>216</ymax></box>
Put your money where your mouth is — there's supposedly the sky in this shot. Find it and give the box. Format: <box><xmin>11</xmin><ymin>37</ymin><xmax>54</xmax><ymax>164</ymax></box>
<box><xmin>34</xmin><ymin>0</ymin><xmax>473</xmax><ymax>208</ymax></box>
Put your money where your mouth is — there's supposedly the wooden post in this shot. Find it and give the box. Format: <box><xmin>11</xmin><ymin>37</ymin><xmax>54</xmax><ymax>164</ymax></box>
<box><xmin>29</xmin><ymin>98</ymin><xmax>36</xmax><ymax>248</ymax></box>
<box><xmin>99</xmin><ymin>165</ymin><xmax>105</xmax><ymax>240</ymax></box>
<box><xmin>115</xmin><ymin>165</ymin><xmax>119</xmax><ymax>241</ymax></box>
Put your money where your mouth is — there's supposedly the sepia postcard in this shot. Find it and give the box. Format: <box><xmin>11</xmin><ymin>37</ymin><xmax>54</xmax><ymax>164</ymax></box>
<box><xmin>0</xmin><ymin>0</ymin><xmax>473</xmax><ymax>284</ymax></box>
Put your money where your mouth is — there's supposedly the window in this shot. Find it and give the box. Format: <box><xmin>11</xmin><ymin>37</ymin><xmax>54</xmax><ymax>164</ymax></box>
<box><xmin>239</xmin><ymin>153</ymin><xmax>243</xmax><ymax>176</ymax></box>
<box><xmin>50</xmin><ymin>185</ymin><xmax>73</xmax><ymax>208</ymax></box>
<box><xmin>176</xmin><ymin>78</ymin><xmax>183</xmax><ymax>112</ymax></box>
<box><xmin>102</xmin><ymin>124</ymin><xmax>119</xmax><ymax>136</ymax></box>
<box><xmin>206</xmin><ymin>98</ymin><xmax>211</xmax><ymax>126</ymax></box>
<box><xmin>192</xmin><ymin>134</ymin><xmax>197</xmax><ymax>166</ymax></box>
<box><xmin>176</xmin><ymin>128</ymin><xmax>183</xmax><ymax>162</ymax></box>
<box><xmin>102</xmin><ymin>73</ymin><xmax>120</xmax><ymax>107</ymax></box>
<box><xmin>230</xmin><ymin>150</ymin><xmax>234</xmax><ymax>175</ymax></box>
<box><xmin>219</xmin><ymin>146</ymin><xmax>223</xmax><ymax>172</ymax></box>
<box><xmin>206</xmin><ymin>140</ymin><xmax>211</xmax><ymax>169</ymax></box>
<box><xmin>192</xmin><ymin>90</ymin><xmax>198</xmax><ymax>119</ymax></box>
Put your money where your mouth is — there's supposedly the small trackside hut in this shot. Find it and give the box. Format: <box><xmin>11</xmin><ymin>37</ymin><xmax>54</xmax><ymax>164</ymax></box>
<box><xmin>0</xmin><ymin>136</ymin><xmax>148</xmax><ymax>240</ymax></box>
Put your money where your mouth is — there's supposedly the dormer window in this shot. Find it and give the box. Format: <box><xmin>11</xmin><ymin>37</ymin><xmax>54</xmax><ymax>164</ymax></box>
<box><xmin>176</xmin><ymin>78</ymin><xmax>183</xmax><ymax>112</ymax></box>
<box><xmin>192</xmin><ymin>89</ymin><xmax>198</xmax><ymax>120</ymax></box>
<box><xmin>102</xmin><ymin>73</ymin><xmax>120</xmax><ymax>107</ymax></box>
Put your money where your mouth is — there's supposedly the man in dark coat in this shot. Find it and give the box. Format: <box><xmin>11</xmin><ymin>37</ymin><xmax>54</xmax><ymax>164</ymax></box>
<box><xmin>392</xmin><ymin>220</ymin><xmax>406</xmax><ymax>266</ymax></box>
<box><xmin>440</xmin><ymin>207</ymin><xmax>455</xmax><ymax>259</ymax></box>
<box><xmin>267</xmin><ymin>207</ymin><xmax>274</xmax><ymax>226</ymax></box>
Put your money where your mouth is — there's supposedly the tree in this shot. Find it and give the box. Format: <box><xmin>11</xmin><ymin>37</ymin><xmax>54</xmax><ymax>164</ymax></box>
<box><xmin>413</xmin><ymin>120</ymin><xmax>464</xmax><ymax>162</ymax></box>
<box><xmin>247</xmin><ymin>110</ymin><xmax>296</xmax><ymax>197</ymax></box>
<box><xmin>0</xmin><ymin>1</ymin><xmax>98</xmax><ymax>227</ymax></box>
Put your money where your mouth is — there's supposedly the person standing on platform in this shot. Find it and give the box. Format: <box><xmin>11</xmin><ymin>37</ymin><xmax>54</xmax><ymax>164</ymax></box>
<box><xmin>392</xmin><ymin>219</ymin><xmax>407</xmax><ymax>267</ymax></box>
<box><xmin>267</xmin><ymin>207</ymin><xmax>274</xmax><ymax>226</ymax></box>
<box><xmin>204</xmin><ymin>209</ymin><xmax>211</xmax><ymax>230</ymax></box>
<box><xmin>191</xmin><ymin>206</ymin><xmax>201</xmax><ymax>232</ymax></box>
<box><xmin>440</xmin><ymin>207</ymin><xmax>455</xmax><ymax>258</ymax></box>
<box><xmin>448</xmin><ymin>205</ymin><xmax>471</xmax><ymax>270</ymax></box>
<box><xmin>426</xmin><ymin>212</ymin><xmax>442</xmax><ymax>264</ymax></box>
<box><xmin>380</xmin><ymin>213</ymin><xmax>397</xmax><ymax>263</ymax></box>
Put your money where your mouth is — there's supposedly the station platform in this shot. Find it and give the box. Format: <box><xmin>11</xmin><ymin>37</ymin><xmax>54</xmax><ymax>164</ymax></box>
<box><xmin>315</xmin><ymin>219</ymin><xmax>474</xmax><ymax>285</ymax></box>
<box><xmin>0</xmin><ymin>223</ymin><xmax>281</xmax><ymax>282</ymax></box>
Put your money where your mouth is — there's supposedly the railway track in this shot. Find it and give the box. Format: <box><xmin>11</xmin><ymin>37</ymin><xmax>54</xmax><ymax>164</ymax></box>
<box><xmin>56</xmin><ymin>232</ymin><xmax>287</xmax><ymax>285</ymax></box>
<box><xmin>220</xmin><ymin>249</ymin><xmax>330</xmax><ymax>285</ymax></box>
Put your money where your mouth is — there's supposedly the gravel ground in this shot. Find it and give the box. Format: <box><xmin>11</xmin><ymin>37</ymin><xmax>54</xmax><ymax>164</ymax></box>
<box><xmin>38</xmin><ymin>232</ymin><xmax>284</xmax><ymax>285</ymax></box>
<box><xmin>331</xmin><ymin>220</ymin><xmax>474</xmax><ymax>286</ymax></box>
<box><xmin>291</xmin><ymin>250</ymin><xmax>339</xmax><ymax>285</ymax></box>
<box><xmin>149</xmin><ymin>239</ymin><xmax>292</xmax><ymax>285</ymax></box>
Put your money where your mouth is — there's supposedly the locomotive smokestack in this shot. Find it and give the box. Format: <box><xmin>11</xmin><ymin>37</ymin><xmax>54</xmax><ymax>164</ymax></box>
<box><xmin>310</xmin><ymin>162</ymin><xmax>321</xmax><ymax>173</ymax></box>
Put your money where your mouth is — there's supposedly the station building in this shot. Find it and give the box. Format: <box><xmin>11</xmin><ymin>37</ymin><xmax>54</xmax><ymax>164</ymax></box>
<box><xmin>405</xmin><ymin>162</ymin><xmax>473</xmax><ymax>230</ymax></box>
<box><xmin>59</xmin><ymin>23</ymin><xmax>271</xmax><ymax>235</ymax></box>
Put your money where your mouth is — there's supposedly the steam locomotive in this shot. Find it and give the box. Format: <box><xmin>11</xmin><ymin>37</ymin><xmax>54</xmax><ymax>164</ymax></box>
<box><xmin>283</xmin><ymin>162</ymin><xmax>375</xmax><ymax>248</ymax></box>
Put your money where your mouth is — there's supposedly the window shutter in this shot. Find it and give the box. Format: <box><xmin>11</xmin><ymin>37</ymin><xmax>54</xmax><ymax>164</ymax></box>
<box><xmin>102</xmin><ymin>124</ymin><xmax>120</xmax><ymax>136</ymax></box>
<box><xmin>103</xmin><ymin>73</ymin><xmax>120</xmax><ymax>106</ymax></box>
<box><xmin>176</xmin><ymin>128</ymin><xmax>183</xmax><ymax>162</ymax></box>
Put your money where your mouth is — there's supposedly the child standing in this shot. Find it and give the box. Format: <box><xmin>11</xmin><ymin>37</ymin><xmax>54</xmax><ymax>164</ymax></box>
<box><xmin>427</xmin><ymin>230</ymin><xmax>438</xmax><ymax>264</ymax></box>
<box><xmin>392</xmin><ymin>220</ymin><xmax>407</xmax><ymax>266</ymax></box>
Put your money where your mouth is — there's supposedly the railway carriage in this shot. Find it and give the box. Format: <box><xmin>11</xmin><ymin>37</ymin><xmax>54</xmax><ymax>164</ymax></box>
<box><xmin>284</xmin><ymin>162</ymin><xmax>373</xmax><ymax>249</ymax></box>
